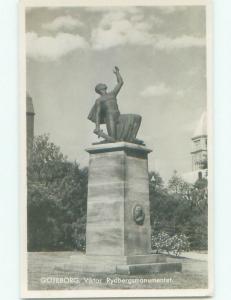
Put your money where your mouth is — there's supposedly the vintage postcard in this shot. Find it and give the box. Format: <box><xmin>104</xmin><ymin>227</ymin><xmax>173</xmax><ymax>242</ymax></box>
<box><xmin>20</xmin><ymin>0</ymin><xmax>213</xmax><ymax>298</ymax></box>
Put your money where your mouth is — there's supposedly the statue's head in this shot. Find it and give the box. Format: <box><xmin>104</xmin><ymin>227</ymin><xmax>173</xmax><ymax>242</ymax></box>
<box><xmin>134</xmin><ymin>206</ymin><xmax>142</xmax><ymax>217</ymax></box>
<box><xmin>95</xmin><ymin>83</ymin><xmax>107</xmax><ymax>95</ymax></box>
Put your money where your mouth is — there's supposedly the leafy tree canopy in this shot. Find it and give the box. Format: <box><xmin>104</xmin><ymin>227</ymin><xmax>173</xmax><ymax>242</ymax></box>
<box><xmin>27</xmin><ymin>134</ymin><xmax>88</xmax><ymax>251</ymax></box>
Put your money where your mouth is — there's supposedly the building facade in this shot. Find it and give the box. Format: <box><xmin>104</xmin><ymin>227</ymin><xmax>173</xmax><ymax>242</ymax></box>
<box><xmin>182</xmin><ymin>112</ymin><xmax>208</xmax><ymax>183</ymax></box>
<box><xmin>26</xmin><ymin>92</ymin><xmax>35</xmax><ymax>157</ymax></box>
<box><xmin>191</xmin><ymin>112</ymin><xmax>207</xmax><ymax>171</ymax></box>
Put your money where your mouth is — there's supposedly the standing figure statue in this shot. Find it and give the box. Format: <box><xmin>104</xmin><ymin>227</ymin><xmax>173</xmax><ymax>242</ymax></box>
<box><xmin>88</xmin><ymin>66</ymin><xmax>144</xmax><ymax>145</ymax></box>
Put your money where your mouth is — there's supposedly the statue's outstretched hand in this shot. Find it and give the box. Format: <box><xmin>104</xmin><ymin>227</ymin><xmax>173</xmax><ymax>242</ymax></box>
<box><xmin>113</xmin><ymin>66</ymin><xmax>119</xmax><ymax>74</ymax></box>
<box><xmin>94</xmin><ymin>127</ymin><xmax>102</xmax><ymax>138</ymax></box>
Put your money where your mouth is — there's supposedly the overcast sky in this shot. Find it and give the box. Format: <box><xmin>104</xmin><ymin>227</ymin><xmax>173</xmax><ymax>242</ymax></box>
<box><xmin>26</xmin><ymin>5</ymin><xmax>207</xmax><ymax>182</ymax></box>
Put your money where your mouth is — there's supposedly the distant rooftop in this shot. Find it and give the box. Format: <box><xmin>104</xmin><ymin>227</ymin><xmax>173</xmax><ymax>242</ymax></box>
<box><xmin>26</xmin><ymin>92</ymin><xmax>35</xmax><ymax>114</ymax></box>
<box><xmin>193</xmin><ymin>111</ymin><xmax>207</xmax><ymax>138</ymax></box>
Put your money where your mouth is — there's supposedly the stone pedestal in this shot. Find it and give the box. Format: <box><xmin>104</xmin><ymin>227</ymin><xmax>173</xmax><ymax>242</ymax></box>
<box><xmin>82</xmin><ymin>142</ymin><xmax>182</xmax><ymax>274</ymax></box>
<box><xmin>86</xmin><ymin>142</ymin><xmax>152</xmax><ymax>256</ymax></box>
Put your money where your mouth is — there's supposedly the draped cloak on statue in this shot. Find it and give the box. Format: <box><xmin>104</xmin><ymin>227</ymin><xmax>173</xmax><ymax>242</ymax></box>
<box><xmin>88</xmin><ymin>100</ymin><xmax>141</xmax><ymax>142</ymax></box>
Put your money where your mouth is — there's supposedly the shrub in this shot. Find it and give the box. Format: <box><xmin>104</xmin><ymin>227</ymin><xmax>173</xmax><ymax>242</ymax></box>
<box><xmin>168</xmin><ymin>234</ymin><xmax>190</xmax><ymax>256</ymax></box>
<box><xmin>151</xmin><ymin>232</ymin><xmax>171</xmax><ymax>254</ymax></box>
<box><xmin>152</xmin><ymin>232</ymin><xmax>190</xmax><ymax>256</ymax></box>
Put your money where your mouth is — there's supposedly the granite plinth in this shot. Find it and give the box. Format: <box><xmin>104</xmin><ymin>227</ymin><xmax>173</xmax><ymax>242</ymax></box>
<box><xmin>85</xmin><ymin>142</ymin><xmax>152</xmax><ymax>257</ymax></box>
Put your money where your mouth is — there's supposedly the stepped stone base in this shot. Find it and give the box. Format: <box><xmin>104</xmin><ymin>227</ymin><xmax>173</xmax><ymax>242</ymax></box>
<box><xmin>69</xmin><ymin>254</ymin><xmax>182</xmax><ymax>274</ymax></box>
<box><xmin>116</xmin><ymin>262</ymin><xmax>182</xmax><ymax>275</ymax></box>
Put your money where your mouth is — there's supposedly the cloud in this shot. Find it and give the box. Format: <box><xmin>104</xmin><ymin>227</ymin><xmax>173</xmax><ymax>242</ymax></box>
<box><xmin>130</xmin><ymin>13</ymin><xmax>144</xmax><ymax>22</ymax></box>
<box><xmin>91</xmin><ymin>10</ymin><xmax>153</xmax><ymax>50</ymax></box>
<box><xmin>149</xmin><ymin>15</ymin><xmax>164</xmax><ymax>26</ymax></box>
<box><xmin>156</xmin><ymin>6</ymin><xmax>188</xmax><ymax>14</ymax></box>
<box><xmin>176</xmin><ymin>90</ymin><xmax>185</xmax><ymax>97</ymax></box>
<box><xmin>91</xmin><ymin>10</ymin><xmax>205</xmax><ymax>51</ymax></box>
<box><xmin>84</xmin><ymin>6</ymin><xmax>140</xmax><ymax>14</ymax></box>
<box><xmin>83</xmin><ymin>6</ymin><xmax>115</xmax><ymax>12</ymax></box>
<box><xmin>141</xmin><ymin>84</ymin><xmax>193</xmax><ymax>99</ymax></box>
<box><xmin>140</xmin><ymin>83</ymin><xmax>170</xmax><ymax>97</ymax></box>
<box><xmin>26</xmin><ymin>8</ymin><xmax>205</xmax><ymax>61</ymax></box>
<box><xmin>26</xmin><ymin>32</ymin><xmax>88</xmax><ymax>61</ymax></box>
<box><xmin>46</xmin><ymin>7</ymin><xmax>65</xmax><ymax>10</ymax></box>
<box><xmin>42</xmin><ymin>15</ymin><xmax>83</xmax><ymax>31</ymax></box>
<box><xmin>154</xmin><ymin>35</ymin><xmax>205</xmax><ymax>50</ymax></box>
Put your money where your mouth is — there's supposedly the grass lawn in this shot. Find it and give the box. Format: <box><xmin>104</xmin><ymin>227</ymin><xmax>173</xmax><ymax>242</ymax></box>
<box><xmin>28</xmin><ymin>252</ymin><xmax>208</xmax><ymax>290</ymax></box>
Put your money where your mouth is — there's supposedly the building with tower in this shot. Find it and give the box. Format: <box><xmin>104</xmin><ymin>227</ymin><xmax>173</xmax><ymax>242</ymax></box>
<box><xmin>26</xmin><ymin>92</ymin><xmax>35</xmax><ymax>158</ymax></box>
<box><xmin>191</xmin><ymin>112</ymin><xmax>207</xmax><ymax>171</ymax></box>
<box><xmin>182</xmin><ymin>111</ymin><xmax>208</xmax><ymax>183</ymax></box>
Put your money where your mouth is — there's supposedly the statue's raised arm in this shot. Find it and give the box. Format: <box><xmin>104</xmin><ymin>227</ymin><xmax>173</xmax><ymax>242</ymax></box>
<box><xmin>112</xmin><ymin>66</ymin><xmax>124</xmax><ymax>96</ymax></box>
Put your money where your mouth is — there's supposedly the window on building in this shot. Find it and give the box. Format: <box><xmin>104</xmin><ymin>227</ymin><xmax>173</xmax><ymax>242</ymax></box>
<box><xmin>194</xmin><ymin>139</ymin><xmax>200</xmax><ymax>150</ymax></box>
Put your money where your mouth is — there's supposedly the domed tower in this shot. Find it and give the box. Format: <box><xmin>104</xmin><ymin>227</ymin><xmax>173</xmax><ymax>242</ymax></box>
<box><xmin>191</xmin><ymin>111</ymin><xmax>207</xmax><ymax>171</ymax></box>
<box><xmin>182</xmin><ymin>112</ymin><xmax>208</xmax><ymax>183</ymax></box>
<box><xmin>26</xmin><ymin>92</ymin><xmax>35</xmax><ymax>157</ymax></box>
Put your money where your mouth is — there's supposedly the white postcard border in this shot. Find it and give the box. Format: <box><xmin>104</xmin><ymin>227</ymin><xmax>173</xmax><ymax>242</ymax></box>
<box><xmin>20</xmin><ymin>0</ymin><xmax>213</xmax><ymax>298</ymax></box>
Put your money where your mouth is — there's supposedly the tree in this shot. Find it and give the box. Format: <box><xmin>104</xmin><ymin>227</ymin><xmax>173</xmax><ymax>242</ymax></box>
<box><xmin>27</xmin><ymin>134</ymin><xmax>88</xmax><ymax>251</ymax></box>
<box><xmin>27</xmin><ymin>134</ymin><xmax>68</xmax><ymax>186</ymax></box>
<box><xmin>149</xmin><ymin>172</ymin><xmax>174</xmax><ymax>234</ymax></box>
<box><xmin>150</xmin><ymin>170</ymin><xmax>208</xmax><ymax>251</ymax></box>
<box><xmin>168</xmin><ymin>170</ymin><xmax>192</xmax><ymax>195</ymax></box>
<box><xmin>167</xmin><ymin>171</ymin><xmax>208</xmax><ymax>250</ymax></box>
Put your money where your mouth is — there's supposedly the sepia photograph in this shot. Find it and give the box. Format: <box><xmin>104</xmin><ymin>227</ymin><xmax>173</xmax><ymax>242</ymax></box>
<box><xmin>21</xmin><ymin>0</ymin><xmax>212</xmax><ymax>298</ymax></box>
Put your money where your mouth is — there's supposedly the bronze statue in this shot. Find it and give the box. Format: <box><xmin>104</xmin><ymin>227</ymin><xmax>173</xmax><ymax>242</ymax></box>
<box><xmin>88</xmin><ymin>66</ymin><xmax>144</xmax><ymax>145</ymax></box>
